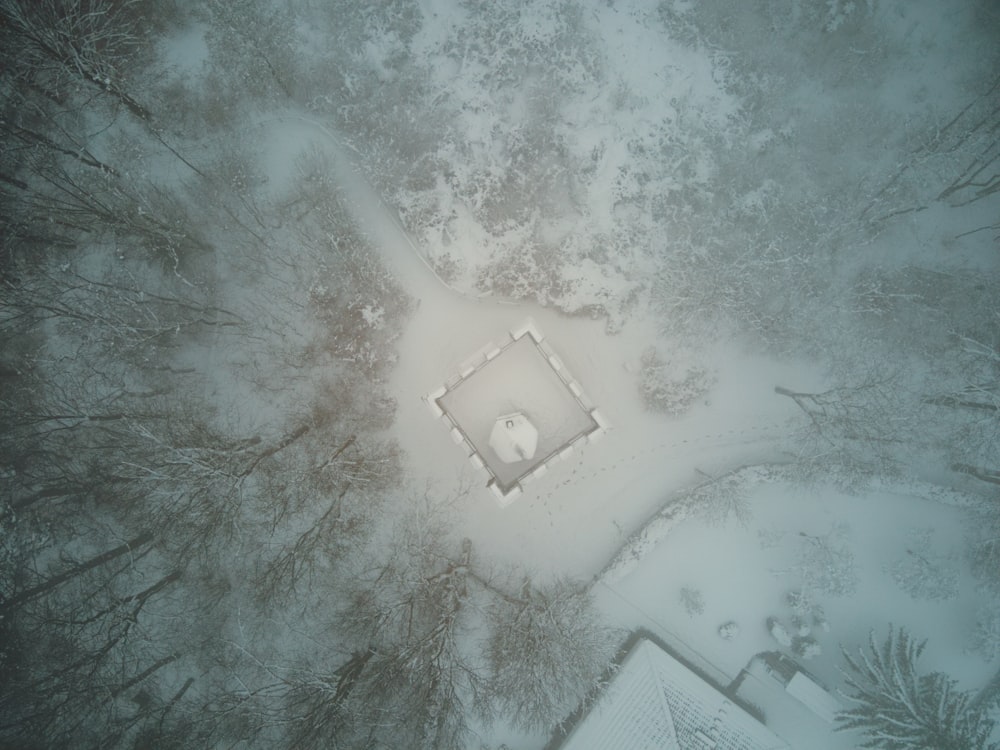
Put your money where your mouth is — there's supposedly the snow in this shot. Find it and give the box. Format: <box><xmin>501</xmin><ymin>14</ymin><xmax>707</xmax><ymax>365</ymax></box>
<box><xmin>436</xmin><ymin>333</ymin><xmax>597</xmax><ymax>488</ymax></box>
<box><xmin>489</xmin><ymin>413</ymin><xmax>539</xmax><ymax>464</ymax></box>
<box><xmin>135</xmin><ymin>0</ymin><xmax>998</xmax><ymax>745</ymax></box>
<box><xmin>558</xmin><ymin>638</ymin><xmax>788</xmax><ymax>750</ymax></box>
<box><xmin>156</xmin><ymin>22</ymin><xmax>209</xmax><ymax>77</ymax></box>
<box><xmin>592</xmin><ymin>473</ymin><xmax>996</xmax><ymax>748</ymax></box>
<box><xmin>785</xmin><ymin>672</ymin><xmax>841</xmax><ymax>725</ymax></box>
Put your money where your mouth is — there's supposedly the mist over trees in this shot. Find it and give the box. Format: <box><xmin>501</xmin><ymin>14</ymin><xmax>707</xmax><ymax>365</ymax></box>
<box><xmin>1</xmin><ymin>0</ymin><xmax>998</xmax><ymax>747</ymax></box>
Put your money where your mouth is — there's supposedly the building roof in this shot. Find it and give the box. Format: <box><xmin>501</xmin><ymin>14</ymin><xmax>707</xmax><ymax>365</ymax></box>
<box><xmin>489</xmin><ymin>412</ymin><xmax>538</xmax><ymax>463</ymax></box>
<box><xmin>557</xmin><ymin>639</ymin><xmax>788</xmax><ymax>750</ymax></box>
<box><xmin>429</xmin><ymin>319</ymin><xmax>605</xmax><ymax>502</ymax></box>
<box><xmin>785</xmin><ymin>672</ymin><xmax>841</xmax><ymax>724</ymax></box>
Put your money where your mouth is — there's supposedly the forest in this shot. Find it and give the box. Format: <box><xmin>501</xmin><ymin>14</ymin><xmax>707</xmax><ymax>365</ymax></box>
<box><xmin>1</xmin><ymin>0</ymin><xmax>998</xmax><ymax>748</ymax></box>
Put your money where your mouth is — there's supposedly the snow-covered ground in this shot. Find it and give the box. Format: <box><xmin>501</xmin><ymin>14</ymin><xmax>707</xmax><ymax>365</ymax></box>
<box><xmin>144</xmin><ymin>1</ymin><xmax>999</xmax><ymax>746</ymax></box>
<box><xmin>246</xmin><ymin>113</ymin><xmax>816</xmax><ymax>582</ymax></box>
<box><xmin>595</xmin><ymin>473</ymin><xmax>995</xmax><ymax>748</ymax></box>
<box><xmin>242</xmin><ymin>69</ymin><xmax>996</xmax><ymax>740</ymax></box>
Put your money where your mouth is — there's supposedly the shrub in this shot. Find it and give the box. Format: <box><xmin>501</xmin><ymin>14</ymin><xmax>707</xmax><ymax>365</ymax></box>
<box><xmin>718</xmin><ymin>621</ymin><xmax>740</xmax><ymax>640</ymax></box>
<box><xmin>638</xmin><ymin>348</ymin><xmax>714</xmax><ymax>415</ymax></box>
<box><xmin>680</xmin><ymin>587</ymin><xmax>705</xmax><ymax>617</ymax></box>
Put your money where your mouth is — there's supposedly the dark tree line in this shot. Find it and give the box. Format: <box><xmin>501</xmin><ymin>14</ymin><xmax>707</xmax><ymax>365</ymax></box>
<box><xmin>0</xmin><ymin>3</ymin><xmax>624</xmax><ymax>748</ymax></box>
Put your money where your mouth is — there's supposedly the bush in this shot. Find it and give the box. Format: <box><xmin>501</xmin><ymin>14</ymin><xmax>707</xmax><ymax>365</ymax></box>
<box><xmin>679</xmin><ymin>586</ymin><xmax>705</xmax><ymax>617</ymax></box>
<box><xmin>718</xmin><ymin>621</ymin><xmax>740</xmax><ymax>640</ymax></box>
<box><xmin>638</xmin><ymin>348</ymin><xmax>715</xmax><ymax>415</ymax></box>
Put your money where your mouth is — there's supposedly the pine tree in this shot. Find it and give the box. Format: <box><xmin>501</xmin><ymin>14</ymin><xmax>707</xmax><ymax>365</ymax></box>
<box><xmin>837</xmin><ymin>625</ymin><xmax>999</xmax><ymax>750</ymax></box>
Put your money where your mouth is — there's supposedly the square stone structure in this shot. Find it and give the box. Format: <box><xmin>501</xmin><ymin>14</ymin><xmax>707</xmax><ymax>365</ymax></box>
<box><xmin>426</xmin><ymin>320</ymin><xmax>608</xmax><ymax>505</ymax></box>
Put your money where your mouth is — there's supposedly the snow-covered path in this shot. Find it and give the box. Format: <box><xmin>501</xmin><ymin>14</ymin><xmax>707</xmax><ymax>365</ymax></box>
<box><xmin>257</xmin><ymin>113</ymin><xmax>815</xmax><ymax>580</ymax></box>
<box><xmin>247</xmin><ymin>104</ymin><xmax>996</xmax><ymax>749</ymax></box>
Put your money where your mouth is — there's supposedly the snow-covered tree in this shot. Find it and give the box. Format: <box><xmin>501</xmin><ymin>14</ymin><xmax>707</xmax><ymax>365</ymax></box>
<box><xmin>690</xmin><ymin>470</ymin><xmax>753</xmax><ymax>528</ymax></box>
<box><xmin>837</xmin><ymin>626</ymin><xmax>999</xmax><ymax>750</ymax></box>
<box><xmin>0</xmin><ymin>0</ymin><xmax>151</xmax><ymax>119</ymax></box>
<box><xmin>776</xmin><ymin>367</ymin><xmax>916</xmax><ymax>480</ymax></box>
<box><xmin>885</xmin><ymin>530</ymin><xmax>959</xmax><ymax>601</ymax></box>
<box><xmin>718</xmin><ymin>621</ymin><xmax>740</xmax><ymax>640</ymax></box>
<box><xmin>861</xmin><ymin>74</ymin><xmax>1000</xmax><ymax>225</ymax></box>
<box><xmin>793</xmin><ymin>635</ymin><xmax>822</xmax><ymax>660</ymax></box>
<box><xmin>936</xmin><ymin>314</ymin><xmax>1000</xmax><ymax>471</ymax></box>
<box><xmin>638</xmin><ymin>347</ymin><xmax>715</xmax><ymax>416</ymax></box>
<box><xmin>967</xmin><ymin>490</ymin><xmax>1000</xmax><ymax>597</ymax></box>
<box><xmin>336</xmin><ymin>513</ymin><xmax>487</xmax><ymax>750</ymax></box>
<box><xmin>790</xmin><ymin>525</ymin><xmax>859</xmax><ymax>597</ymax></box>
<box><xmin>484</xmin><ymin>576</ymin><xmax>618</xmax><ymax>732</ymax></box>
<box><xmin>967</xmin><ymin>605</ymin><xmax>1000</xmax><ymax>662</ymax></box>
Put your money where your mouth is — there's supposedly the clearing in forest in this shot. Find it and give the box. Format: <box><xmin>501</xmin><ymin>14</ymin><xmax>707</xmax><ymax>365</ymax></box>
<box><xmin>427</xmin><ymin>320</ymin><xmax>607</xmax><ymax>503</ymax></box>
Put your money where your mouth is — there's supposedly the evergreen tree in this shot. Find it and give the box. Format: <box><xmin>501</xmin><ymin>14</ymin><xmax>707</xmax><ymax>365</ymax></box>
<box><xmin>837</xmin><ymin>625</ymin><xmax>998</xmax><ymax>750</ymax></box>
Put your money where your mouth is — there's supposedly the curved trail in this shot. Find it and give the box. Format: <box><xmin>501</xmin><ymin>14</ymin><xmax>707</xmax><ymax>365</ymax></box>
<box><xmin>256</xmin><ymin>113</ymin><xmax>805</xmax><ymax>579</ymax></box>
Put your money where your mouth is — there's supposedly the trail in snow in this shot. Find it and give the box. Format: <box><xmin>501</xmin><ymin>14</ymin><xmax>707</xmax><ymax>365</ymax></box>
<box><xmin>255</xmin><ymin>113</ymin><xmax>813</xmax><ymax>579</ymax></box>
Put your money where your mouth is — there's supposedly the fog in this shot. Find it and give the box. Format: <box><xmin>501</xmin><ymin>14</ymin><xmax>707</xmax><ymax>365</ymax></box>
<box><xmin>1</xmin><ymin>0</ymin><xmax>998</xmax><ymax>748</ymax></box>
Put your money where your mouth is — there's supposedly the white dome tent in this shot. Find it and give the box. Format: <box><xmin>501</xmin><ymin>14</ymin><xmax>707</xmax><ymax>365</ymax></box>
<box><xmin>488</xmin><ymin>412</ymin><xmax>538</xmax><ymax>463</ymax></box>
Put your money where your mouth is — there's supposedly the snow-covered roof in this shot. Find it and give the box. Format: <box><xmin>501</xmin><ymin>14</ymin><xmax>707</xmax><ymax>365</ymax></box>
<box><xmin>488</xmin><ymin>412</ymin><xmax>538</xmax><ymax>463</ymax></box>
<box><xmin>558</xmin><ymin>639</ymin><xmax>788</xmax><ymax>750</ymax></box>
<box><xmin>785</xmin><ymin>672</ymin><xmax>841</xmax><ymax>724</ymax></box>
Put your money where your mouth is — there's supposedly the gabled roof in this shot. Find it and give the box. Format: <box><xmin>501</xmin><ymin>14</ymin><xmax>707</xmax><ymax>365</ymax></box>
<box><xmin>557</xmin><ymin>639</ymin><xmax>789</xmax><ymax>750</ymax></box>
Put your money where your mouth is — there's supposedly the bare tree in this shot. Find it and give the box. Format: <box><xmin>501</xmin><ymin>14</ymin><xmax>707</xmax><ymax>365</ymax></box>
<box><xmin>0</xmin><ymin>150</ymin><xmax>212</xmax><ymax>267</ymax></box>
<box><xmin>293</xmin><ymin>191</ymin><xmax>414</xmax><ymax>378</ymax></box>
<box><xmin>776</xmin><ymin>367</ymin><xmax>916</xmax><ymax>480</ymax></box>
<box><xmin>483</xmin><ymin>576</ymin><xmax>619</xmax><ymax>732</ymax></box>
<box><xmin>203</xmin><ymin>0</ymin><xmax>298</xmax><ymax>102</ymax></box>
<box><xmin>333</xmin><ymin>507</ymin><xmax>488</xmax><ymax>750</ymax></box>
<box><xmin>931</xmin><ymin>323</ymin><xmax>1000</xmax><ymax>472</ymax></box>
<box><xmin>0</xmin><ymin>0</ymin><xmax>151</xmax><ymax>119</ymax></box>
<box><xmin>860</xmin><ymin>75</ymin><xmax>1000</xmax><ymax>226</ymax></box>
<box><xmin>0</xmin><ymin>524</ymin><xmax>197</xmax><ymax>749</ymax></box>
<box><xmin>885</xmin><ymin>529</ymin><xmax>959</xmax><ymax>602</ymax></box>
<box><xmin>0</xmin><ymin>82</ymin><xmax>119</xmax><ymax>175</ymax></box>
<box><xmin>253</xmin><ymin>434</ymin><xmax>401</xmax><ymax>608</ymax></box>
<box><xmin>774</xmin><ymin>524</ymin><xmax>859</xmax><ymax>598</ymax></box>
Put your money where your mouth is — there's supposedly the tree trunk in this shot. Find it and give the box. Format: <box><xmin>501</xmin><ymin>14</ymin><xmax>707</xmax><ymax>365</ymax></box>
<box><xmin>924</xmin><ymin>395</ymin><xmax>999</xmax><ymax>412</ymax></box>
<box><xmin>111</xmin><ymin>652</ymin><xmax>180</xmax><ymax>698</ymax></box>
<box><xmin>1</xmin><ymin>531</ymin><xmax>154</xmax><ymax>612</ymax></box>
